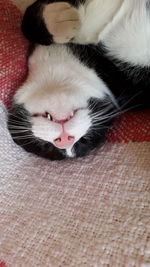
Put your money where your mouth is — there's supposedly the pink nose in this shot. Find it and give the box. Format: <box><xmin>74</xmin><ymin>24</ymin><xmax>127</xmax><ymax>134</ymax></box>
<box><xmin>54</xmin><ymin>132</ymin><xmax>75</xmax><ymax>149</ymax></box>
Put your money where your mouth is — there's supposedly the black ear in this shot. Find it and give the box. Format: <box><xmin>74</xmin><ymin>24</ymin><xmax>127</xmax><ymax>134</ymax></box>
<box><xmin>21</xmin><ymin>0</ymin><xmax>53</xmax><ymax>45</ymax></box>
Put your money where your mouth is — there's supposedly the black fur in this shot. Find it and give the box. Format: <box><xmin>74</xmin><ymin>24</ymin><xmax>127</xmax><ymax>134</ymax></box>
<box><xmin>73</xmin><ymin>98</ymin><xmax>116</xmax><ymax>157</ymax></box>
<box><xmin>69</xmin><ymin>43</ymin><xmax>150</xmax><ymax>110</ymax></box>
<box><xmin>37</xmin><ymin>0</ymin><xmax>86</xmax><ymax>6</ymax></box>
<box><xmin>22</xmin><ymin>1</ymin><xmax>53</xmax><ymax>45</ymax></box>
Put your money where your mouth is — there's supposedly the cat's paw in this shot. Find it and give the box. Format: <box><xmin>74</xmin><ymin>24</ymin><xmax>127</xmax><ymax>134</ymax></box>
<box><xmin>43</xmin><ymin>2</ymin><xmax>80</xmax><ymax>43</ymax></box>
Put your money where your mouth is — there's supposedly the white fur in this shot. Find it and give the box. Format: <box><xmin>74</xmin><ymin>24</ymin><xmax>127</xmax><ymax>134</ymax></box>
<box><xmin>32</xmin><ymin>108</ymin><xmax>91</xmax><ymax>147</ymax></box>
<box><xmin>14</xmin><ymin>45</ymin><xmax>111</xmax><ymax>149</ymax></box>
<box><xmin>66</xmin><ymin>147</ymin><xmax>74</xmax><ymax>157</ymax></box>
<box><xmin>32</xmin><ymin>117</ymin><xmax>62</xmax><ymax>143</ymax></box>
<box><xmin>75</xmin><ymin>0</ymin><xmax>150</xmax><ymax>67</ymax></box>
<box><xmin>15</xmin><ymin>45</ymin><xmax>110</xmax><ymax>110</ymax></box>
<box><xmin>75</xmin><ymin>0</ymin><xmax>124</xmax><ymax>44</ymax></box>
<box><xmin>101</xmin><ymin>0</ymin><xmax>150</xmax><ymax>67</ymax></box>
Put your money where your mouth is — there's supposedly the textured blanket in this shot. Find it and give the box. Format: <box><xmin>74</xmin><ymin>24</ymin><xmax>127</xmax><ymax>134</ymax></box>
<box><xmin>0</xmin><ymin>102</ymin><xmax>150</xmax><ymax>266</ymax></box>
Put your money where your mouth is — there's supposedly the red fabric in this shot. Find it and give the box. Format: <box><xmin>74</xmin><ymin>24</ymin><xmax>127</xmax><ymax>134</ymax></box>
<box><xmin>0</xmin><ymin>0</ymin><xmax>149</xmax><ymax>142</ymax></box>
<box><xmin>108</xmin><ymin>110</ymin><xmax>150</xmax><ymax>142</ymax></box>
<box><xmin>0</xmin><ymin>0</ymin><xmax>29</xmax><ymax>107</ymax></box>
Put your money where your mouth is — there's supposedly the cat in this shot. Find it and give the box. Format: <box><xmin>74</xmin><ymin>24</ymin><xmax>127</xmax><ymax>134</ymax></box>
<box><xmin>8</xmin><ymin>0</ymin><xmax>150</xmax><ymax>160</ymax></box>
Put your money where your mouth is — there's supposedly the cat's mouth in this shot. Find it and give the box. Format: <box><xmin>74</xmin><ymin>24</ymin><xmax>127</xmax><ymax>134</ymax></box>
<box><xmin>32</xmin><ymin>109</ymin><xmax>82</xmax><ymax>149</ymax></box>
<box><xmin>32</xmin><ymin>109</ymin><xmax>78</xmax><ymax>123</ymax></box>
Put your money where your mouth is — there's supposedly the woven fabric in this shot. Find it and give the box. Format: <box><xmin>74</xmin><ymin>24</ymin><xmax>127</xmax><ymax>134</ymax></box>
<box><xmin>0</xmin><ymin>0</ymin><xmax>28</xmax><ymax>107</ymax></box>
<box><xmin>107</xmin><ymin>110</ymin><xmax>150</xmax><ymax>143</ymax></box>
<box><xmin>0</xmin><ymin>102</ymin><xmax>150</xmax><ymax>266</ymax></box>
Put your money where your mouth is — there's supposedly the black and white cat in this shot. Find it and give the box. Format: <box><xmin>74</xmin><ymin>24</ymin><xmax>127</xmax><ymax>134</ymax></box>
<box><xmin>8</xmin><ymin>0</ymin><xmax>150</xmax><ymax>160</ymax></box>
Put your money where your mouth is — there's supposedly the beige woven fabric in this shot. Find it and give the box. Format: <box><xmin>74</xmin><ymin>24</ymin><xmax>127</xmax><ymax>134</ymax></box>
<box><xmin>0</xmin><ymin>103</ymin><xmax>150</xmax><ymax>266</ymax></box>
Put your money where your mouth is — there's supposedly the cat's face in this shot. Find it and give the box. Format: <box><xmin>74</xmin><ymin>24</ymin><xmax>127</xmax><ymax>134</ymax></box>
<box><xmin>8</xmin><ymin>45</ymin><xmax>116</xmax><ymax>160</ymax></box>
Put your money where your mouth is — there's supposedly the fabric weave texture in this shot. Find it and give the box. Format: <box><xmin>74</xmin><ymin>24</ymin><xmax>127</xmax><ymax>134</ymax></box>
<box><xmin>0</xmin><ymin>103</ymin><xmax>150</xmax><ymax>266</ymax></box>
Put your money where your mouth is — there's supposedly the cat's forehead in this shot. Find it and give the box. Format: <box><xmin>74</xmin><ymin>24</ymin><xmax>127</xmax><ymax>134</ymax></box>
<box><xmin>17</xmin><ymin>78</ymin><xmax>103</xmax><ymax>114</ymax></box>
<box><xmin>24</xmin><ymin>90</ymin><xmax>89</xmax><ymax>115</ymax></box>
<box><xmin>15</xmin><ymin>45</ymin><xmax>111</xmax><ymax>112</ymax></box>
<box><xmin>16</xmin><ymin>79</ymin><xmax>109</xmax><ymax>117</ymax></box>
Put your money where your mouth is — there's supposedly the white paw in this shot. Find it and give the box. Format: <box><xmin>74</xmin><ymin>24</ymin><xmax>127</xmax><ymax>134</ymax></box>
<box><xmin>43</xmin><ymin>2</ymin><xmax>80</xmax><ymax>43</ymax></box>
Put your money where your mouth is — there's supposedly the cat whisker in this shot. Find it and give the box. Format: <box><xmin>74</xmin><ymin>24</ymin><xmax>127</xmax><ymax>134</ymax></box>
<box><xmin>8</xmin><ymin>120</ymin><xmax>31</xmax><ymax>127</ymax></box>
<box><xmin>9</xmin><ymin>130</ymin><xmax>30</xmax><ymax>134</ymax></box>
<box><xmin>8</xmin><ymin>125</ymin><xmax>31</xmax><ymax>130</ymax></box>
<box><xmin>12</xmin><ymin>135</ymin><xmax>35</xmax><ymax>141</ymax></box>
<box><xmin>8</xmin><ymin>113</ymin><xmax>30</xmax><ymax>122</ymax></box>
<box><xmin>21</xmin><ymin>140</ymin><xmax>37</xmax><ymax>146</ymax></box>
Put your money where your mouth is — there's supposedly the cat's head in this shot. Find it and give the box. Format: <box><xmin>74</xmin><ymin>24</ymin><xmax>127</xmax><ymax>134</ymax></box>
<box><xmin>8</xmin><ymin>99</ymin><xmax>115</xmax><ymax>160</ymax></box>
<box><xmin>8</xmin><ymin>96</ymin><xmax>116</xmax><ymax>160</ymax></box>
<box><xmin>8</xmin><ymin>45</ymin><xmax>117</xmax><ymax>160</ymax></box>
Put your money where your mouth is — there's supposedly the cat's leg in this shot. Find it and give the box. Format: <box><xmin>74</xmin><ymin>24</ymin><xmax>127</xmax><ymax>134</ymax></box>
<box><xmin>22</xmin><ymin>0</ymin><xmax>123</xmax><ymax>45</ymax></box>
<box><xmin>42</xmin><ymin>1</ymin><xmax>82</xmax><ymax>44</ymax></box>
<box><xmin>22</xmin><ymin>0</ymin><xmax>84</xmax><ymax>44</ymax></box>
<box><xmin>42</xmin><ymin>0</ymin><xmax>123</xmax><ymax>44</ymax></box>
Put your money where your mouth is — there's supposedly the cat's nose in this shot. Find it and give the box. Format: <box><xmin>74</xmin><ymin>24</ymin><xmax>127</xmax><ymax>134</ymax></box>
<box><xmin>54</xmin><ymin>132</ymin><xmax>75</xmax><ymax>149</ymax></box>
